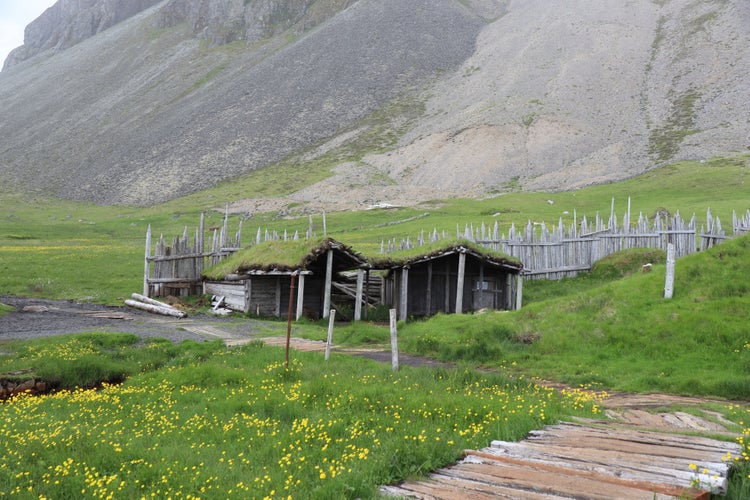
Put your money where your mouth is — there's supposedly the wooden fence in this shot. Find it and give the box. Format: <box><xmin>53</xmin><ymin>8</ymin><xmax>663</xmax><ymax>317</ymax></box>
<box><xmin>145</xmin><ymin>202</ymin><xmax>750</xmax><ymax>296</ymax></box>
<box><xmin>384</xmin><ymin>202</ymin><xmax>750</xmax><ymax>280</ymax></box>
<box><xmin>144</xmin><ymin>210</ymin><xmax>328</xmax><ymax>298</ymax></box>
<box><xmin>144</xmin><ymin>209</ymin><xmax>243</xmax><ymax>297</ymax></box>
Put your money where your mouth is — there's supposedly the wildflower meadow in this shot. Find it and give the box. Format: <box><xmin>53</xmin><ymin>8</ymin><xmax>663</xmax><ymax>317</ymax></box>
<box><xmin>0</xmin><ymin>339</ymin><xmax>605</xmax><ymax>499</ymax></box>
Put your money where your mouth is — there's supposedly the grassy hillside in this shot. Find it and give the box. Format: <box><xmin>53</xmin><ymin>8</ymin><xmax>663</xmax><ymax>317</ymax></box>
<box><xmin>387</xmin><ymin>234</ymin><xmax>750</xmax><ymax>399</ymax></box>
<box><xmin>1</xmin><ymin>155</ymin><xmax>746</xmax><ymax>303</ymax></box>
<box><xmin>1</xmin><ymin>156</ymin><xmax>749</xmax><ymax>497</ymax></box>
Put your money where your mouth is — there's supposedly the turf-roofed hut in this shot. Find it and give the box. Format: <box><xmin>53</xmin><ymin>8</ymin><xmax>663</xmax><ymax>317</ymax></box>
<box><xmin>374</xmin><ymin>241</ymin><xmax>524</xmax><ymax>321</ymax></box>
<box><xmin>202</xmin><ymin>238</ymin><xmax>369</xmax><ymax>320</ymax></box>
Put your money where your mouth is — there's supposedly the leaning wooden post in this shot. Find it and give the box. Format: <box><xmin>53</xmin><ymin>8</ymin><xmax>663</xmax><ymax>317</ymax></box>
<box><xmin>323</xmin><ymin>249</ymin><xmax>333</xmax><ymax>318</ymax></box>
<box><xmin>354</xmin><ymin>269</ymin><xmax>364</xmax><ymax>321</ymax></box>
<box><xmin>285</xmin><ymin>273</ymin><xmax>297</xmax><ymax>368</ymax></box>
<box><xmin>325</xmin><ymin>309</ymin><xmax>336</xmax><ymax>361</ymax></box>
<box><xmin>143</xmin><ymin>225</ymin><xmax>152</xmax><ymax>297</ymax></box>
<box><xmin>389</xmin><ymin>309</ymin><xmax>399</xmax><ymax>372</ymax></box>
<box><xmin>295</xmin><ymin>273</ymin><xmax>306</xmax><ymax>321</ymax></box>
<box><xmin>664</xmin><ymin>243</ymin><xmax>675</xmax><ymax>299</ymax></box>
<box><xmin>455</xmin><ymin>250</ymin><xmax>466</xmax><ymax>314</ymax></box>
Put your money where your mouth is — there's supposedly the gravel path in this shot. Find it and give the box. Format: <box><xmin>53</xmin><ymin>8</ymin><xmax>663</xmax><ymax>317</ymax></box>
<box><xmin>0</xmin><ymin>295</ymin><xmax>280</xmax><ymax>344</ymax></box>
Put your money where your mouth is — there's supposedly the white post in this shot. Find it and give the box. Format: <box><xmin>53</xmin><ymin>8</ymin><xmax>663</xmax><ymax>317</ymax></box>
<box><xmin>389</xmin><ymin>309</ymin><xmax>399</xmax><ymax>372</ymax></box>
<box><xmin>295</xmin><ymin>273</ymin><xmax>306</xmax><ymax>320</ymax></box>
<box><xmin>456</xmin><ymin>251</ymin><xmax>466</xmax><ymax>314</ymax></box>
<box><xmin>323</xmin><ymin>249</ymin><xmax>333</xmax><ymax>318</ymax></box>
<box><xmin>664</xmin><ymin>243</ymin><xmax>675</xmax><ymax>299</ymax></box>
<box><xmin>325</xmin><ymin>309</ymin><xmax>336</xmax><ymax>361</ymax></box>
<box><xmin>354</xmin><ymin>269</ymin><xmax>364</xmax><ymax>321</ymax></box>
<box><xmin>143</xmin><ymin>225</ymin><xmax>152</xmax><ymax>297</ymax></box>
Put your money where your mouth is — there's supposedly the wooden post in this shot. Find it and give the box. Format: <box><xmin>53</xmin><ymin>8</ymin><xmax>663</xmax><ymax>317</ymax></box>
<box><xmin>244</xmin><ymin>280</ymin><xmax>252</xmax><ymax>314</ymax></box>
<box><xmin>444</xmin><ymin>260</ymin><xmax>451</xmax><ymax>312</ymax></box>
<box><xmin>664</xmin><ymin>243</ymin><xmax>675</xmax><ymax>299</ymax></box>
<box><xmin>364</xmin><ymin>270</ymin><xmax>370</xmax><ymax>320</ymax></box>
<box><xmin>285</xmin><ymin>273</ymin><xmax>297</xmax><ymax>368</ymax></box>
<box><xmin>144</xmin><ymin>225</ymin><xmax>152</xmax><ymax>297</ymax></box>
<box><xmin>505</xmin><ymin>273</ymin><xmax>513</xmax><ymax>309</ymax></box>
<box><xmin>325</xmin><ymin>309</ymin><xmax>336</xmax><ymax>361</ymax></box>
<box><xmin>275</xmin><ymin>276</ymin><xmax>281</xmax><ymax>317</ymax></box>
<box><xmin>456</xmin><ymin>251</ymin><xmax>466</xmax><ymax>314</ymax></box>
<box><xmin>426</xmin><ymin>261</ymin><xmax>433</xmax><ymax>315</ymax></box>
<box><xmin>399</xmin><ymin>267</ymin><xmax>409</xmax><ymax>322</ymax></box>
<box><xmin>323</xmin><ymin>211</ymin><xmax>327</xmax><ymax>237</ymax></box>
<box><xmin>295</xmin><ymin>273</ymin><xmax>306</xmax><ymax>320</ymax></box>
<box><xmin>323</xmin><ymin>250</ymin><xmax>333</xmax><ymax>318</ymax></box>
<box><xmin>515</xmin><ymin>274</ymin><xmax>523</xmax><ymax>310</ymax></box>
<box><xmin>478</xmin><ymin>263</ymin><xmax>484</xmax><ymax>309</ymax></box>
<box><xmin>389</xmin><ymin>309</ymin><xmax>399</xmax><ymax>372</ymax></box>
<box><xmin>354</xmin><ymin>269</ymin><xmax>364</xmax><ymax>321</ymax></box>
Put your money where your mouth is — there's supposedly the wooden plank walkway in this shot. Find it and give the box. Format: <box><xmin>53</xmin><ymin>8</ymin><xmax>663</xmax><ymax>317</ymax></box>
<box><xmin>381</xmin><ymin>422</ymin><xmax>742</xmax><ymax>499</ymax></box>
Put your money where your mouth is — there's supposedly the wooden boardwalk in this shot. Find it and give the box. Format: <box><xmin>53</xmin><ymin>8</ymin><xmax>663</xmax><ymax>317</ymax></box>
<box><xmin>381</xmin><ymin>422</ymin><xmax>741</xmax><ymax>499</ymax></box>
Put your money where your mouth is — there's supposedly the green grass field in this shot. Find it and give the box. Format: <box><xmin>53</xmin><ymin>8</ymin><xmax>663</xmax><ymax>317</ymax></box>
<box><xmin>0</xmin><ymin>338</ymin><xmax>604</xmax><ymax>499</ymax></box>
<box><xmin>1</xmin><ymin>154</ymin><xmax>749</xmax><ymax>497</ymax></box>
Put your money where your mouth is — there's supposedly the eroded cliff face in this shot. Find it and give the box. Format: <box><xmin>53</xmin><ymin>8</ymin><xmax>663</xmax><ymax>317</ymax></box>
<box><xmin>156</xmin><ymin>0</ymin><xmax>358</xmax><ymax>47</ymax></box>
<box><xmin>0</xmin><ymin>0</ymin><xmax>747</xmax><ymax>208</ymax></box>
<box><xmin>3</xmin><ymin>0</ymin><xmax>163</xmax><ymax>70</ymax></box>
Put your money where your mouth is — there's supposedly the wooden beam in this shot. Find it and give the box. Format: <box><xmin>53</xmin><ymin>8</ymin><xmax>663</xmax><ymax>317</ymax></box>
<box><xmin>426</xmin><ymin>261</ymin><xmax>433</xmax><ymax>316</ymax></box>
<box><xmin>399</xmin><ymin>267</ymin><xmax>409</xmax><ymax>322</ymax></box>
<box><xmin>354</xmin><ymin>269</ymin><xmax>364</xmax><ymax>321</ymax></box>
<box><xmin>244</xmin><ymin>279</ymin><xmax>252</xmax><ymax>314</ymax></box>
<box><xmin>515</xmin><ymin>274</ymin><xmax>523</xmax><ymax>310</ymax></box>
<box><xmin>444</xmin><ymin>259</ymin><xmax>451</xmax><ymax>312</ymax></box>
<box><xmin>295</xmin><ymin>273</ymin><xmax>306</xmax><ymax>321</ymax></box>
<box><xmin>478</xmin><ymin>262</ymin><xmax>484</xmax><ymax>310</ymax></box>
<box><xmin>275</xmin><ymin>276</ymin><xmax>281</xmax><ymax>317</ymax></box>
<box><xmin>364</xmin><ymin>269</ymin><xmax>370</xmax><ymax>319</ymax></box>
<box><xmin>456</xmin><ymin>251</ymin><xmax>466</xmax><ymax>314</ymax></box>
<box><xmin>323</xmin><ymin>249</ymin><xmax>333</xmax><ymax>318</ymax></box>
<box><xmin>505</xmin><ymin>273</ymin><xmax>513</xmax><ymax>310</ymax></box>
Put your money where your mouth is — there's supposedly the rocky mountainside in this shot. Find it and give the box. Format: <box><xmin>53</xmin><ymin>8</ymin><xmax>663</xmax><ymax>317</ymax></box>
<box><xmin>0</xmin><ymin>0</ymin><xmax>748</xmax><ymax>208</ymax></box>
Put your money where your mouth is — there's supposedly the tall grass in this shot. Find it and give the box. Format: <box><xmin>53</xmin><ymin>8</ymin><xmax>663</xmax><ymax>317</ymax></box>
<box><xmin>0</xmin><ymin>343</ymin><xmax>603</xmax><ymax>499</ymax></box>
<box><xmin>0</xmin><ymin>333</ymin><xmax>224</xmax><ymax>389</ymax></box>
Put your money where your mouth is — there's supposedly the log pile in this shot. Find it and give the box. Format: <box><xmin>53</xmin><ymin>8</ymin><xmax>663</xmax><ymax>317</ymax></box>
<box><xmin>124</xmin><ymin>293</ymin><xmax>187</xmax><ymax>318</ymax></box>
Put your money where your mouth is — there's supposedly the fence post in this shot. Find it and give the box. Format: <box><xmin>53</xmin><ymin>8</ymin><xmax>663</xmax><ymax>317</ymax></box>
<box><xmin>143</xmin><ymin>225</ymin><xmax>152</xmax><ymax>297</ymax></box>
<box><xmin>325</xmin><ymin>309</ymin><xmax>336</xmax><ymax>361</ymax></box>
<box><xmin>664</xmin><ymin>243</ymin><xmax>675</xmax><ymax>299</ymax></box>
<box><xmin>285</xmin><ymin>273</ymin><xmax>297</xmax><ymax>368</ymax></box>
<box><xmin>389</xmin><ymin>309</ymin><xmax>399</xmax><ymax>372</ymax></box>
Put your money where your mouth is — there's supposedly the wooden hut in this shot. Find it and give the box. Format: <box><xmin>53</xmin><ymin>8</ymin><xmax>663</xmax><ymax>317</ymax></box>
<box><xmin>376</xmin><ymin>242</ymin><xmax>524</xmax><ymax>321</ymax></box>
<box><xmin>202</xmin><ymin>238</ymin><xmax>370</xmax><ymax>320</ymax></box>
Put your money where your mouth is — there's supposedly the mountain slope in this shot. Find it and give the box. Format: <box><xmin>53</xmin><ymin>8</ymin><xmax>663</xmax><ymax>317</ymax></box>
<box><xmin>361</xmin><ymin>0</ymin><xmax>750</xmax><ymax>194</ymax></box>
<box><xmin>0</xmin><ymin>0</ymin><xmax>747</xmax><ymax>207</ymax></box>
<box><xmin>0</xmin><ymin>0</ymin><xmax>484</xmax><ymax>205</ymax></box>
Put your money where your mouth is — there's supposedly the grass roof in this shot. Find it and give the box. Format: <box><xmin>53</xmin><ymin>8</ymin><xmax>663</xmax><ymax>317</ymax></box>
<box><xmin>367</xmin><ymin>239</ymin><xmax>523</xmax><ymax>270</ymax></box>
<box><xmin>204</xmin><ymin>238</ymin><xmax>522</xmax><ymax>280</ymax></box>
<box><xmin>203</xmin><ymin>238</ymin><xmax>363</xmax><ymax>279</ymax></box>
